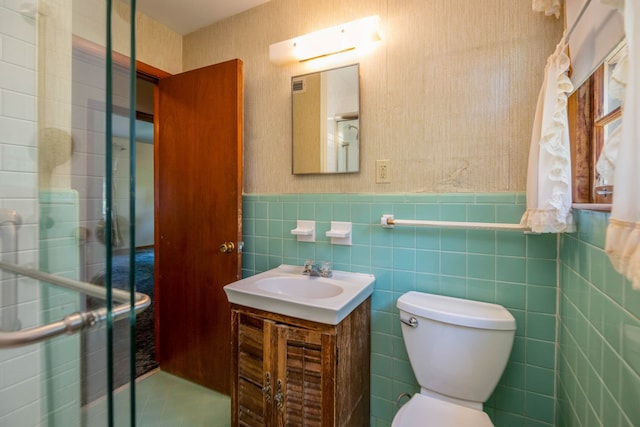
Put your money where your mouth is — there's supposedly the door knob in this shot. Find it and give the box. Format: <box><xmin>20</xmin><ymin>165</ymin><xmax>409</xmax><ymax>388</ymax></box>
<box><xmin>219</xmin><ymin>241</ymin><xmax>235</xmax><ymax>253</ymax></box>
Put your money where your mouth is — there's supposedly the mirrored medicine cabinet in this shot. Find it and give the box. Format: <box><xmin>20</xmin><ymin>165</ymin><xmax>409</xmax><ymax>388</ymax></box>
<box><xmin>292</xmin><ymin>64</ymin><xmax>360</xmax><ymax>174</ymax></box>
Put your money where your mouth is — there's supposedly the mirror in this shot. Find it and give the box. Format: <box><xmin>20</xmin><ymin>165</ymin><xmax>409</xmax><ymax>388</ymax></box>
<box><xmin>292</xmin><ymin>64</ymin><xmax>360</xmax><ymax>174</ymax></box>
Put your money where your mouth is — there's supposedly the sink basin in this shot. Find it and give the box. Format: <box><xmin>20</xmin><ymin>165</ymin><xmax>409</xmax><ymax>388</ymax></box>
<box><xmin>224</xmin><ymin>264</ymin><xmax>375</xmax><ymax>325</ymax></box>
<box><xmin>256</xmin><ymin>277</ymin><xmax>344</xmax><ymax>299</ymax></box>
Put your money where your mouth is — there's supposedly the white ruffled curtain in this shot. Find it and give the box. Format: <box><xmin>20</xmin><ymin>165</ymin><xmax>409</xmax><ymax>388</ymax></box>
<box><xmin>605</xmin><ymin>0</ymin><xmax>640</xmax><ymax>288</ymax></box>
<box><xmin>520</xmin><ymin>35</ymin><xmax>575</xmax><ymax>233</ymax></box>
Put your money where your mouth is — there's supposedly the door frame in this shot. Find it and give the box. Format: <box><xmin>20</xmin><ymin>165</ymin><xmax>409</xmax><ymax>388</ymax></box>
<box><xmin>134</xmin><ymin>61</ymin><xmax>171</xmax><ymax>365</ymax></box>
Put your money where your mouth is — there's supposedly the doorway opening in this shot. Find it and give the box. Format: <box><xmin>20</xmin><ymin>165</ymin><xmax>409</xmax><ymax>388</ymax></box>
<box><xmin>127</xmin><ymin>75</ymin><xmax>157</xmax><ymax>379</ymax></box>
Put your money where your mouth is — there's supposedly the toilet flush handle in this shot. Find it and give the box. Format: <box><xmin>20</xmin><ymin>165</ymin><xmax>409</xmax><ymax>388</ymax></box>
<box><xmin>400</xmin><ymin>316</ymin><xmax>418</xmax><ymax>328</ymax></box>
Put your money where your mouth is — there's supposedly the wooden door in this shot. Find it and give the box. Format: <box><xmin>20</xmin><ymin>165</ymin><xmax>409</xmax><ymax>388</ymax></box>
<box><xmin>156</xmin><ymin>59</ymin><xmax>243</xmax><ymax>394</ymax></box>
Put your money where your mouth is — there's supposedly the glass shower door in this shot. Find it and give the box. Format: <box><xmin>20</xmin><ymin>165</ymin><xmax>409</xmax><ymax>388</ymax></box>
<box><xmin>0</xmin><ymin>1</ymin><xmax>141</xmax><ymax>426</ymax></box>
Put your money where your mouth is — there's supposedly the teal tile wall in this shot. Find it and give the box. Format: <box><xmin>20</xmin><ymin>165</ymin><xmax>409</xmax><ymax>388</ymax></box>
<box><xmin>557</xmin><ymin>210</ymin><xmax>640</xmax><ymax>427</ymax></box>
<box><xmin>242</xmin><ymin>193</ymin><xmax>558</xmax><ymax>426</ymax></box>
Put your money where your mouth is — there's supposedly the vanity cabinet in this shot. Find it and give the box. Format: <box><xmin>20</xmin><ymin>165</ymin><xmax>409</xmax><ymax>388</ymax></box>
<box><xmin>230</xmin><ymin>298</ymin><xmax>370</xmax><ymax>427</ymax></box>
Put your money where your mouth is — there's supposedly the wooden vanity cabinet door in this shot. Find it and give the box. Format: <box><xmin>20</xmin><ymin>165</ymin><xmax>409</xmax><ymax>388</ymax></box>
<box><xmin>233</xmin><ymin>311</ymin><xmax>277</xmax><ymax>427</ymax></box>
<box><xmin>275</xmin><ymin>325</ymin><xmax>336</xmax><ymax>427</ymax></box>
<box><xmin>231</xmin><ymin>300</ymin><xmax>370</xmax><ymax>427</ymax></box>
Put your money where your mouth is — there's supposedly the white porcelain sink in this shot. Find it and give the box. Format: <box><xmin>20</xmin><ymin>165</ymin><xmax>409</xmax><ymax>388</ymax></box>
<box><xmin>255</xmin><ymin>277</ymin><xmax>344</xmax><ymax>299</ymax></box>
<box><xmin>224</xmin><ymin>264</ymin><xmax>375</xmax><ymax>325</ymax></box>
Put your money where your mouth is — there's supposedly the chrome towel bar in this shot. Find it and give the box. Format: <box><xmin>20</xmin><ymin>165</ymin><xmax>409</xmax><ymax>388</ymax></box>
<box><xmin>380</xmin><ymin>214</ymin><xmax>532</xmax><ymax>233</ymax></box>
<box><xmin>0</xmin><ymin>260</ymin><xmax>150</xmax><ymax>349</ymax></box>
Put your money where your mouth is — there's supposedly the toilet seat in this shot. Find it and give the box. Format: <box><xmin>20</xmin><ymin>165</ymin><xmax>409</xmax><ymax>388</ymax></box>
<box><xmin>391</xmin><ymin>394</ymin><xmax>493</xmax><ymax>427</ymax></box>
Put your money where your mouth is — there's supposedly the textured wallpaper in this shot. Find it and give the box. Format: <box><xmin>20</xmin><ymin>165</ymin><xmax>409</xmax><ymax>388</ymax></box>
<box><xmin>183</xmin><ymin>0</ymin><xmax>563</xmax><ymax>194</ymax></box>
<box><xmin>73</xmin><ymin>1</ymin><xmax>182</xmax><ymax>75</ymax></box>
<box><xmin>136</xmin><ymin>12</ymin><xmax>182</xmax><ymax>75</ymax></box>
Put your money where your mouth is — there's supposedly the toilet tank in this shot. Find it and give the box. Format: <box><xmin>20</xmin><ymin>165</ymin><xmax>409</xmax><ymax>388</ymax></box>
<box><xmin>397</xmin><ymin>291</ymin><xmax>516</xmax><ymax>405</ymax></box>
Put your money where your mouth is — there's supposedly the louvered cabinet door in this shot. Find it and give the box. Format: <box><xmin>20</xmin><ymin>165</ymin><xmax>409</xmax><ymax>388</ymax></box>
<box><xmin>231</xmin><ymin>299</ymin><xmax>370</xmax><ymax>427</ymax></box>
<box><xmin>276</xmin><ymin>325</ymin><xmax>337</xmax><ymax>427</ymax></box>
<box><xmin>233</xmin><ymin>311</ymin><xmax>276</xmax><ymax>427</ymax></box>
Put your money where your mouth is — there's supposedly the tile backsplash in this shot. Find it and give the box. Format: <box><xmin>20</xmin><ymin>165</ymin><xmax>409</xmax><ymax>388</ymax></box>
<box><xmin>242</xmin><ymin>193</ymin><xmax>558</xmax><ymax>426</ymax></box>
<box><xmin>0</xmin><ymin>3</ymin><xmax>41</xmax><ymax>425</ymax></box>
<box><xmin>557</xmin><ymin>210</ymin><xmax>640</xmax><ymax>427</ymax></box>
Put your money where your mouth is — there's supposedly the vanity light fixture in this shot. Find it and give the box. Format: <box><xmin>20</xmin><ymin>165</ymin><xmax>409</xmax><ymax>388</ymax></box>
<box><xmin>269</xmin><ymin>15</ymin><xmax>381</xmax><ymax>65</ymax></box>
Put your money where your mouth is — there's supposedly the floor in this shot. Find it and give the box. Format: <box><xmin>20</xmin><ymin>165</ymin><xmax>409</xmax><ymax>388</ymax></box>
<box><xmin>82</xmin><ymin>370</ymin><xmax>231</xmax><ymax>426</ymax></box>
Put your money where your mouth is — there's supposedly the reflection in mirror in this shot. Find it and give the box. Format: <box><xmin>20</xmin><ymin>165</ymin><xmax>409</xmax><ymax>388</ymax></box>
<box><xmin>292</xmin><ymin>64</ymin><xmax>359</xmax><ymax>174</ymax></box>
<box><xmin>593</xmin><ymin>40</ymin><xmax>625</xmax><ymax>203</ymax></box>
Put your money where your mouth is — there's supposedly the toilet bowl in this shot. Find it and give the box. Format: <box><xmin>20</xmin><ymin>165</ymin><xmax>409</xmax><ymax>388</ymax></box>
<box><xmin>392</xmin><ymin>291</ymin><xmax>516</xmax><ymax>427</ymax></box>
<box><xmin>393</xmin><ymin>393</ymin><xmax>493</xmax><ymax>426</ymax></box>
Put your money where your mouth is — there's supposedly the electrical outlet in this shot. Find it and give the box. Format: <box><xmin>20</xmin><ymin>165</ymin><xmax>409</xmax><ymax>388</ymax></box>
<box><xmin>376</xmin><ymin>160</ymin><xmax>391</xmax><ymax>184</ymax></box>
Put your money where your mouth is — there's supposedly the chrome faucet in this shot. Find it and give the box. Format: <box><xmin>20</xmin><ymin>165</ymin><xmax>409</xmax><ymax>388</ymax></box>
<box><xmin>303</xmin><ymin>260</ymin><xmax>332</xmax><ymax>278</ymax></box>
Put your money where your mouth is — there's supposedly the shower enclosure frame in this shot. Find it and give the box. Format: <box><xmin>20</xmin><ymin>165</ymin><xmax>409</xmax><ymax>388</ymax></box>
<box><xmin>0</xmin><ymin>0</ymin><xmax>142</xmax><ymax>425</ymax></box>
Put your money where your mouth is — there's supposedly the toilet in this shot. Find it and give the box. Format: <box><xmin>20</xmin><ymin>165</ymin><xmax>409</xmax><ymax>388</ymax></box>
<box><xmin>392</xmin><ymin>291</ymin><xmax>516</xmax><ymax>426</ymax></box>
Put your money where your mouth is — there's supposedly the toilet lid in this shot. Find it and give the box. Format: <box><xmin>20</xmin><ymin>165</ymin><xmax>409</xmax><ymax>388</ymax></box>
<box><xmin>392</xmin><ymin>394</ymin><xmax>493</xmax><ymax>427</ymax></box>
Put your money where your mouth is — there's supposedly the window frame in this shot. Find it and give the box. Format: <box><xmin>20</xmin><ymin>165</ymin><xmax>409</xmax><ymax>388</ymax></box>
<box><xmin>569</xmin><ymin>41</ymin><xmax>625</xmax><ymax>208</ymax></box>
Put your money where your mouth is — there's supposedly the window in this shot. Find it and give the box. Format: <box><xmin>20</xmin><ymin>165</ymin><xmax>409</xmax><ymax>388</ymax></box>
<box><xmin>569</xmin><ymin>41</ymin><xmax>626</xmax><ymax>205</ymax></box>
